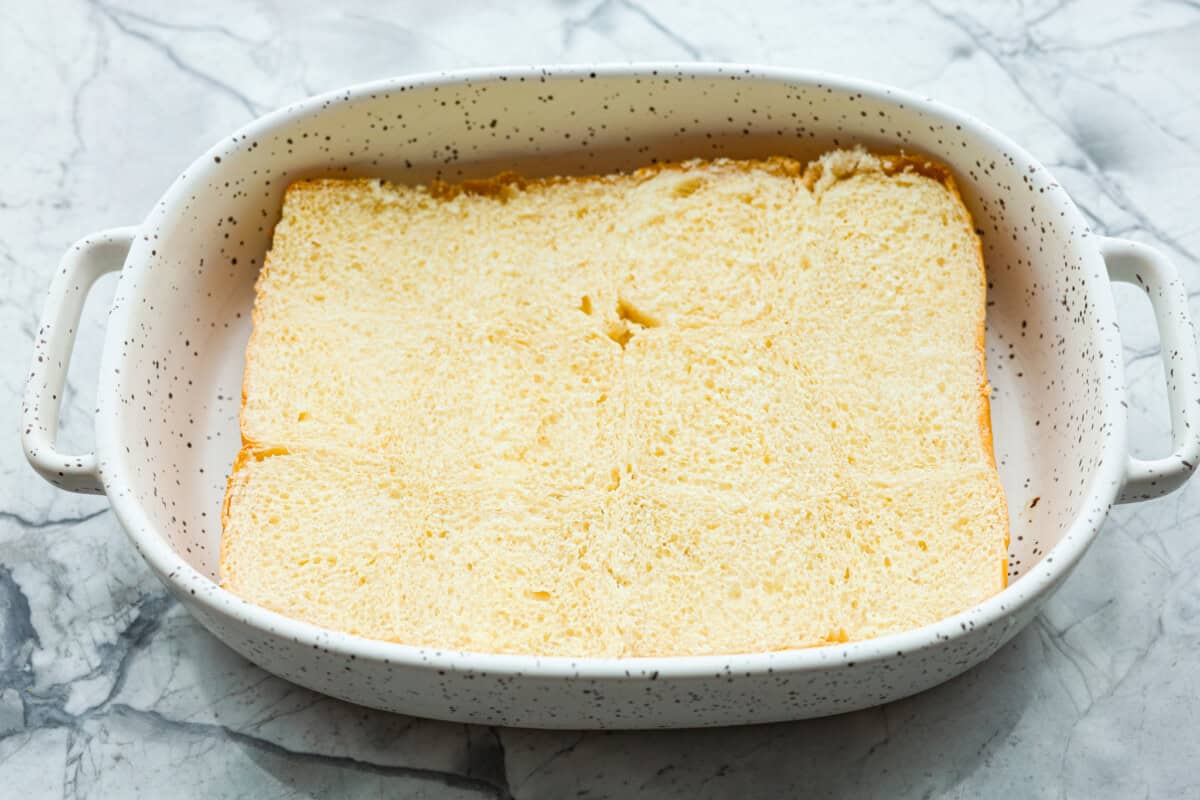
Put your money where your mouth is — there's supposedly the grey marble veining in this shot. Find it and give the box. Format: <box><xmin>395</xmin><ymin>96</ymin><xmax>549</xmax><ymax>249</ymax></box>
<box><xmin>3</xmin><ymin>0</ymin><xmax>1199</xmax><ymax>797</ymax></box>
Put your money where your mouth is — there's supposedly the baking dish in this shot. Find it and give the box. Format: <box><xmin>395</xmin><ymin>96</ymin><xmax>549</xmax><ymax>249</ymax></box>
<box><xmin>22</xmin><ymin>65</ymin><xmax>1200</xmax><ymax>729</ymax></box>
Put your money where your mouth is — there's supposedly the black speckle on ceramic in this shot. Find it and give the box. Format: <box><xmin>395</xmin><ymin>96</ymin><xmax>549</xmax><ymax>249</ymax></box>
<box><xmin>69</xmin><ymin>66</ymin><xmax>1161</xmax><ymax>728</ymax></box>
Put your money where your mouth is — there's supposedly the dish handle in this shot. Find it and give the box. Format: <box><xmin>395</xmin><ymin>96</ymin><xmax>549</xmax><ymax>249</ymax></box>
<box><xmin>21</xmin><ymin>227</ymin><xmax>136</xmax><ymax>495</ymax></box>
<box><xmin>1102</xmin><ymin>236</ymin><xmax>1200</xmax><ymax>503</ymax></box>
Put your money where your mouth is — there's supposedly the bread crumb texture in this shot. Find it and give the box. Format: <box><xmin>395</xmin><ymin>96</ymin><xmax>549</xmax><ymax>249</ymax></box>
<box><xmin>221</xmin><ymin>148</ymin><xmax>1008</xmax><ymax>657</ymax></box>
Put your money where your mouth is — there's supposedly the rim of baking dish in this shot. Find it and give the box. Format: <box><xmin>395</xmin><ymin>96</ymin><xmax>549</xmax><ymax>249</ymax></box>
<box><xmin>95</xmin><ymin>63</ymin><xmax>1128</xmax><ymax>679</ymax></box>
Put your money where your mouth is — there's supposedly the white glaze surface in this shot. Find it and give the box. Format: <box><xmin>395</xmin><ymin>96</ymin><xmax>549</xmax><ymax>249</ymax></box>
<box><xmin>4</xmin><ymin>1</ymin><xmax>1199</xmax><ymax>796</ymax></box>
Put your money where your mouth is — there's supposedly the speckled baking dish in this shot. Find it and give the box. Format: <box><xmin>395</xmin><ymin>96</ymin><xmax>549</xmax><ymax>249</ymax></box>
<box><xmin>22</xmin><ymin>65</ymin><xmax>1200</xmax><ymax>729</ymax></box>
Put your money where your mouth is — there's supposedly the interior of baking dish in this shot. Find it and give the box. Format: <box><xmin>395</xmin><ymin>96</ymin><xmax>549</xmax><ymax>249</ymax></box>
<box><xmin>106</xmin><ymin>70</ymin><xmax>1115</xmax><ymax>602</ymax></box>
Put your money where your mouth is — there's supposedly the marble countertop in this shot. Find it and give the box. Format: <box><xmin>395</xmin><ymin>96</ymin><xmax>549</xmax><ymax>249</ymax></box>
<box><xmin>4</xmin><ymin>1</ymin><xmax>1200</xmax><ymax>797</ymax></box>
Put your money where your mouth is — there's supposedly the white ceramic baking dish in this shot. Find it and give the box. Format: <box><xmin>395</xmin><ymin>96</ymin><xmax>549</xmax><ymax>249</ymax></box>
<box><xmin>22</xmin><ymin>65</ymin><xmax>1200</xmax><ymax>729</ymax></box>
